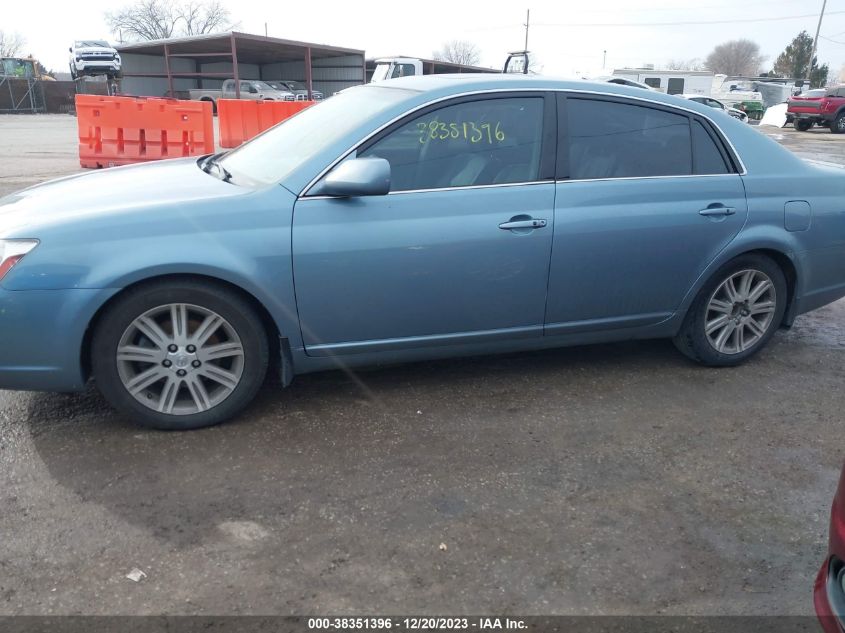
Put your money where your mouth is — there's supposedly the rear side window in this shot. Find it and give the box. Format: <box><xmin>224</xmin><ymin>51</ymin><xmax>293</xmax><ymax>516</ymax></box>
<box><xmin>644</xmin><ymin>78</ymin><xmax>661</xmax><ymax>88</ymax></box>
<box><xmin>692</xmin><ymin>120</ymin><xmax>730</xmax><ymax>175</ymax></box>
<box><xmin>566</xmin><ymin>98</ymin><xmax>692</xmax><ymax>180</ymax></box>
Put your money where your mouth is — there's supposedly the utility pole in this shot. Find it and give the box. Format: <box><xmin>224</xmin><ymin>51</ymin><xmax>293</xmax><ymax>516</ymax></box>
<box><xmin>810</xmin><ymin>0</ymin><xmax>827</xmax><ymax>84</ymax></box>
<box><xmin>524</xmin><ymin>9</ymin><xmax>530</xmax><ymax>52</ymax></box>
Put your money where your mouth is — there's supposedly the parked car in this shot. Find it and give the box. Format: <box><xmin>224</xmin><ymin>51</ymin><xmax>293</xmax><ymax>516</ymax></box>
<box><xmin>273</xmin><ymin>80</ymin><xmax>324</xmax><ymax>101</ymax></box>
<box><xmin>68</xmin><ymin>40</ymin><xmax>121</xmax><ymax>79</ymax></box>
<box><xmin>189</xmin><ymin>79</ymin><xmax>296</xmax><ymax>112</ymax></box>
<box><xmin>592</xmin><ymin>75</ymin><xmax>656</xmax><ymax>91</ymax></box>
<box><xmin>2</xmin><ymin>76</ymin><xmax>845</xmax><ymax>430</ymax></box>
<box><xmin>680</xmin><ymin>94</ymin><xmax>749</xmax><ymax>123</ymax></box>
<box><xmin>787</xmin><ymin>87</ymin><xmax>844</xmax><ymax>131</ymax></box>
<box><xmin>815</xmin><ymin>462</ymin><xmax>845</xmax><ymax>632</ymax></box>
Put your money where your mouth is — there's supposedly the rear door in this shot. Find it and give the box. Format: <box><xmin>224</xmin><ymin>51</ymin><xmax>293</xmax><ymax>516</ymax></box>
<box><xmin>545</xmin><ymin>94</ymin><xmax>748</xmax><ymax>334</ymax></box>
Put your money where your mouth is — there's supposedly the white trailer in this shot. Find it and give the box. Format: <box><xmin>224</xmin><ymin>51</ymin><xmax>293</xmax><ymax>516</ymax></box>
<box><xmin>611</xmin><ymin>69</ymin><xmax>714</xmax><ymax>96</ymax></box>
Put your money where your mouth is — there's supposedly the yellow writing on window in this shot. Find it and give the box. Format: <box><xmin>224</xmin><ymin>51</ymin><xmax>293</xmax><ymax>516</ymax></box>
<box><xmin>416</xmin><ymin>120</ymin><xmax>506</xmax><ymax>144</ymax></box>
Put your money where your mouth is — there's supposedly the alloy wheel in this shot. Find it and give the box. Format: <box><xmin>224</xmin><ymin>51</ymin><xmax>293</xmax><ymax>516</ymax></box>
<box><xmin>705</xmin><ymin>269</ymin><xmax>777</xmax><ymax>355</ymax></box>
<box><xmin>116</xmin><ymin>303</ymin><xmax>245</xmax><ymax>415</ymax></box>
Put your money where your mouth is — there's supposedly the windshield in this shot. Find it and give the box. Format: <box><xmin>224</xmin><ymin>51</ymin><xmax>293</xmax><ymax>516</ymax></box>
<box><xmin>253</xmin><ymin>81</ymin><xmax>282</xmax><ymax>91</ymax></box>
<box><xmin>219</xmin><ymin>85</ymin><xmax>415</xmax><ymax>186</ymax></box>
<box><xmin>75</xmin><ymin>40</ymin><xmax>110</xmax><ymax>48</ymax></box>
<box><xmin>370</xmin><ymin>63</ymin><xmax>391</xmax><ymax>83</ymax></box>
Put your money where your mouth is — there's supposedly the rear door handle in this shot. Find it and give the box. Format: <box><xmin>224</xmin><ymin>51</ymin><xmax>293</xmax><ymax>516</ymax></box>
<box><xmin>499</xmin><ymin>218</ymin><xmax>548</xmax><ymax>230</ymax></box>
<box><xmin>699</xmin><ymin>206</ymin><xmax>736</xmax><ymax>217</ymax></box>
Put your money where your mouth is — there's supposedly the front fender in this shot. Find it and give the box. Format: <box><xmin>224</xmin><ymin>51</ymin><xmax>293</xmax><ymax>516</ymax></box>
<box><xmin>3</xmin><ymin>186</ymin><xmax>304</xmax><ymax>350</ymax></box>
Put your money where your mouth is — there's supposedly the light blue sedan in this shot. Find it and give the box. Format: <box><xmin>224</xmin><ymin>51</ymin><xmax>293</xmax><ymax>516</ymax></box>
<box><xmin>1</xmin><ymin>75</ymin><xmax>843</xmax><ymax>429</ymax></box>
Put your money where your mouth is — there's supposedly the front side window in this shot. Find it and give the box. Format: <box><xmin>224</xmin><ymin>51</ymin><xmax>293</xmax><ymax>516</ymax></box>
<box><xmin>359</xmin><ymin>97</ymin><xmax>544</xmax><ymax>192</ymax></box>
<box><xmin>566</xmin><ymin>98</ymin><xmax>691</xmax><ymax>180</ymax></box>
<box><xmin>390</xmin><ymin>64</ymin><xmax>417</xmax><ymax>79</ymax></box>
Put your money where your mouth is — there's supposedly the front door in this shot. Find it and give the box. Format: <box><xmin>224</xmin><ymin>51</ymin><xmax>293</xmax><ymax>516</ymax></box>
<box><xmin>292</xmin><ymin>93</ymin><xmax>557</xmax><ymax>356</ymax></box>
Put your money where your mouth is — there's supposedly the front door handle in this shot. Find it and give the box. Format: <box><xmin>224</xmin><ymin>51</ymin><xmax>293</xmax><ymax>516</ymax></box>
<box><xmin>499</xmin><ymin>218</ymin><xmax>548</xmax><ymax>230</ymax></box>
<box><xmin>699</xmin><ymin>206</ymin><xmax>736</xmax><ymax>217</ymax></box>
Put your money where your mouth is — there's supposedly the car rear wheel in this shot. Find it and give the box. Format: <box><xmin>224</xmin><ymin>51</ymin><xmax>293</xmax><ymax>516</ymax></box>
<box><xmin>673</xmin><ymin>254</ymin><xmax>787</xmax><ymax>366</ymax></box>
<box><xmin>794</xmin><ymin>119</ymin><xmax>813</xmax><ymax>131</ymax></box>
<box><xmin>91</xmin><ymin>279</ymin><xmax>269</xmax><ymax>430</ymax></box>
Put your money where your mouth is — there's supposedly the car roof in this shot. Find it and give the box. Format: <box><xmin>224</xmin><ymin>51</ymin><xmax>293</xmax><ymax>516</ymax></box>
<box><xmin>366</xmin><ymin>74</ymin><xmax>730</xmax><ymax>117</ymax></box>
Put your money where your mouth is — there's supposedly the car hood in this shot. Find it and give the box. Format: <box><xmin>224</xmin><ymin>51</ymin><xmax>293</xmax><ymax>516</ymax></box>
<box><xmin>0</xmin><ymin>157</ymin><xmax>246</xmax><ymax>237</ymax></box>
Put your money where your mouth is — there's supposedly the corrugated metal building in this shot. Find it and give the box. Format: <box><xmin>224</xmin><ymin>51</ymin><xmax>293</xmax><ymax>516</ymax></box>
<box><xmin>116</xmin><ymin>32</ymin><xmax>366</xmax><ymax>99</ymax></box>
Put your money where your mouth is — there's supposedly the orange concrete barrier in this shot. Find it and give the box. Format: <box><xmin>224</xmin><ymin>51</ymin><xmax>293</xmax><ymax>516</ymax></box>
<box><xmin>76</xmin><ymin>95</ymin><xmax>214</xmax><ymax>169</ymax></box>
<box><xmin>217</xmin><ymin>99</ymin><xmax>315</xmax><ymax>148</ymax></box>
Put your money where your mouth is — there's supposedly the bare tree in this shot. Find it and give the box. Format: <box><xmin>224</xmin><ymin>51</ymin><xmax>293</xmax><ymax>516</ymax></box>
<box><xmin>0</xmin><ymin>30</ymin><xmax>26</xmax><ymax>57</ymax></box>
<box><xmin>106</xmin><ymin>0</ymin><xmax>235</xmax><ymax>41</ymax></box>
<box><xmin>433</xmin><ymin>40</ymin><xmax>481</xmax><ymax>67</ymax></box>
<box><xmin>704</xmin><ymin>39</ymin><xmax>765</xmax><ymax>76</ymax></box>
<box><xmin>665</xmin><ymin>58</ymin><xmax>705</xmax><ymax>71</ymax></box>
<box><xmin>179</xmin><ymin>0</ymin><xmax>235</xmax><ymax>36</ymax></box>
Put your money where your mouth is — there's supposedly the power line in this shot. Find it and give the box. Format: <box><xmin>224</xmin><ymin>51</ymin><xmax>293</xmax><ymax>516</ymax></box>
<box><xmin>531</xmin><ymin>10</ymin><xmax>845</xmax><ymax>28</ymax></box>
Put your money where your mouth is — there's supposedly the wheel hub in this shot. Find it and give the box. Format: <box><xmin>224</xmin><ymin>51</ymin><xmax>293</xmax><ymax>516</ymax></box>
<box><xmin>167</xmin><ymin>348</ymin><xmax>198</xmax><ymax>373</ymax></box>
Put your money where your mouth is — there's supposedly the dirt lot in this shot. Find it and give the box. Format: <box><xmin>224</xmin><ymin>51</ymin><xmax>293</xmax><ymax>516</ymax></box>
<box><xmin>0</xmin><ymin>115</ymin><xmax>843</xmax><ymax>616</ymax></box>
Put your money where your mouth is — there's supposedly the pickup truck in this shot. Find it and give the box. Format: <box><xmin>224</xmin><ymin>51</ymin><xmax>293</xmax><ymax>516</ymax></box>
<box><xmin>189</xmin><ymin>79</ymin><xmax>296</xmax><ymax>112</ymax></box>
<box><xmin>787</xmin><ymin>86</ymin><xmax>845</xmax><ymax>132</ymax></box>
<box><xmin>369</xmin><ymin>56</ymin><xmax>500</xmax><ymax>82</ymax></box>
<box><xmin>268</xmin><ymin>81</ymin><xmax>323</xmax><ymax>101</ymax></box>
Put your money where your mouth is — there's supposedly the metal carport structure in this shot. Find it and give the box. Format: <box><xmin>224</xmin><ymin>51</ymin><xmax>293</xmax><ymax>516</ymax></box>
<box><xmin>117</xmin><ymin>32</ymin><xmax>366</xmax><ymax>100</ymax></box>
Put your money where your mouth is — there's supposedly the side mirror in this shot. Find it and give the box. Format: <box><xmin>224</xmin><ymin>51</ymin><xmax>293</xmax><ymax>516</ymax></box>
<box><xmin>68</xmin><ymin>47</ymin><xmax>73</xmax><ymax>53</ymax></box>
<box><xmin>314</xmin><ymin>157</ymin><xmax>391</xmax><ymax>197</ymax></box>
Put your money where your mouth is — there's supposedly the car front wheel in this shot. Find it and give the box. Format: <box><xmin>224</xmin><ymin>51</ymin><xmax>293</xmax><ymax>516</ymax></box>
<box><xmin>91</xmin><ymin>279</ymin><xmax>269</xmax><ymax>430</ymax></box>
<box><xmin>831</xmin><ymin>113</ymin><xmax>845</xmax><ymax>134</ymax></box>
<box><xmin>673</xmin><ymin>255</ymin><xmax>787</xmax><ymax>366</ymax></box>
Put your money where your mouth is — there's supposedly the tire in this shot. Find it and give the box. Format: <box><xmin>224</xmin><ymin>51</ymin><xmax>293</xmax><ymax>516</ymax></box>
<box><xmin>673</xmin><ymin>254</ymin><xmax>787</xmax><ymax>367</ymax></box>
<box><xmin>794</xmin><ymin>119</ymin><xmax>813</xmax><ymax>131</ymax></box>
<box><xmin>91</xmin><ymin>279</ymin><xmax>269</xmax><ymax>430</ymax></box>
<box><xmin>831</xmin><ymin>112</ymin><xmax>845</xmax><ymax>134</ymax></box>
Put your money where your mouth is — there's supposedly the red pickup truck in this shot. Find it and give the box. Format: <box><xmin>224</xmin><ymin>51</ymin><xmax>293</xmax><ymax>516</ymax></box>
<box><xmin>787</xmin><ymin>86</ymin><xmax>845</xmax><ymax>133</ymax></box>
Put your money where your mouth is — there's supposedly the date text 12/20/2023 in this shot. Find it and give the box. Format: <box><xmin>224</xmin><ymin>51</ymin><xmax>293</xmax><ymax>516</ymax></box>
<box><xmin>307</xmin><ymin>617</ymin><xmax>528</xmax><ymax>630</ymax></box>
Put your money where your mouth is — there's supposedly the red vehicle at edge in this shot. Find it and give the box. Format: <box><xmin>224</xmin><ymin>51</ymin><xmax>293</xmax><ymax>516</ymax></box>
<box><xmin>815</xmin><ymin>463</ymin><xmax>845</xmax><ymax>632</ymax></box>
<box><xmin>788</xmin><ymin>86</ymin><xmax>845</xmax><ymax>133</ymax></box>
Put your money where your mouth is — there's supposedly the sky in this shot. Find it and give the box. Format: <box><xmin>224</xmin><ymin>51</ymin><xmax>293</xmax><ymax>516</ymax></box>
<box><xmin>5</xmin><ymin>0</ymin><xmax>845</xmax><ymax>80</ymax></box>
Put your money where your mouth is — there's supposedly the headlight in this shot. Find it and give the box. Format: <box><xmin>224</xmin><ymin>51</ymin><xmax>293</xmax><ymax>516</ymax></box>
<box><xmin>0</xmin><ymin>239</ymin><xmax>38</xmax><ymax>282</ymax></box>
